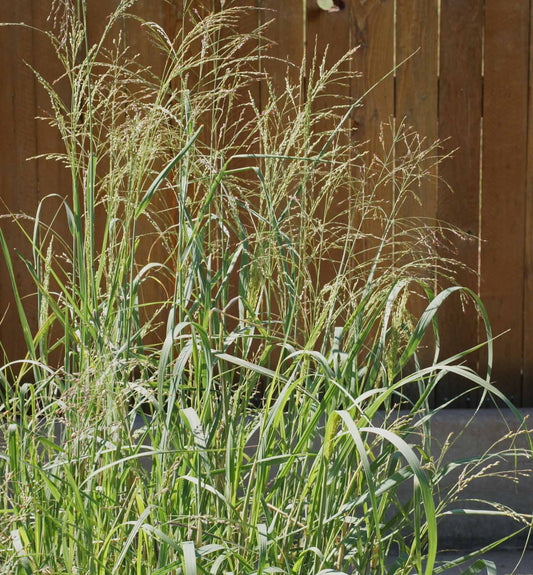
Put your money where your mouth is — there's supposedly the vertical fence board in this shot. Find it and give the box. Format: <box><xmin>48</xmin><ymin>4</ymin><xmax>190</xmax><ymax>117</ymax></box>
<box><xmin>352</xmin><ymin>0</ymin><xmax>395</xmax><ymax>143</ymax></box>
<box><xmin>306</xmin><ymin>3</ymin><xmax>352</xmax><ymax>289</ymax></box>
<box><xmin>524</xmin><ymin>3</ymin><xmax>533</xmax><ymax>406</ymax></box>
<box><xmin>217</xmin><ymin>1</ymin><xmax>261</xmax><ymax>334</ymax></box>
<box><xmin>260</xmin><ymin>0</ymin><xmax>304</xmax><ymax>90</ymax></box>
<box><xmin>395</xmin><ymin>0</ymin><xmax>439</xmax><ymax>218</ymax></box>
<box><xmin>306</xmin><ymin>2</ymin><xmax>351</xmax><ymax>75</ymax></box>
<box><xmin>29</xmin><ymin>4</ymin><xmax>74</xmax><ymax>368</ymax></box>
<box><xmin>0</xmin><ymin>2</ymin><xmax>39</xmax><ymax>366</ymax></box>
<box><xmin>395</xmin><ymin>0</ymin><xmax>439</xmax><ymax>384</ymax></box>
<box><xmin>351</xmin><ymin>0</ymin><xmax>395</xmax><ymax>291</ymax></box>
<box><xmin>349</xmin><ymin>2</ymin><xmax>395</xmax><ymax>380</ymax></box>
<box><xmin>122</xmin><ymin>1</ymin><xmax>169</xmax><ymax>62</ymax></box>
<box><xmin>216</xmin><ymin>1</ymin><xmax>261</xmax><ymax>155</ymax></box>
<box><xmin>481</xmin><ymin>0</ymin><xmax>529</xmax><ymax>403</ymax></box>
<box><xmin>85</xmin><ymin>0</ymin><xmax>118</xmax><ymax>43</ymax></box>
<box><xmin>122</xmin><ymin>1</ymin><xmax>171</xmax><ymax>343</ymax></box>
<box><xmin>31</xmin><ymin>2</ymin><xmax>71</xmax><ymax>211</ymax></box>
<box><xmin>436</xmin><ymin>0</ymin><xmax>483</xmax><ymax>406</ymax></box>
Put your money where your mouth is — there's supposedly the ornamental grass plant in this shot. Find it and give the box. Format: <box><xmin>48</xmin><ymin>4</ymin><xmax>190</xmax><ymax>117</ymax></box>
<box><xmin>0</xmin><ymin>1</ymin><xmax>531</xmax><ymax>573</ymax></box>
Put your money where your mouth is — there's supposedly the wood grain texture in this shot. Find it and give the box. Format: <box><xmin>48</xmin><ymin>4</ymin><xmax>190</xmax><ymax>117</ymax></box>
<box><xmin>31</xmin><ymin>1</ymin><xmax>71</xmax><ymax>208</ymax></box>
<box><xmin>0</xmin><ymin>2</ymin><xmax>39</xmax><ymax>365</ymax></box>
<box><xmin>395</xmin><ymin>0</ymin><xmax>439</xmax><ymax>386</ymax></box>
<box><xmin>28</xmin><ymin>3</ymin><xmax>74</xmax><ymax>369</ymax></box>
<box><xmin>260</xmin><ymin>0</ymin><xmax>304</xmax><ymax>89</ymax></box>
<box><xmin>395</xmin><ymin>0</ymin><xmax>439</xmax><ymax>219</ymax></box>
<box><xmin>436</xmin><ymin>0</ymin><xmax>483</xmax><ymax>406</ymax></box>
<box><xmin>481</xmin><ymin>0</ymin><xmax>529</xmax><ymax>403</ymax></box>
<box><xmin>351</xmin><ymin>1</ymin><xmax>395</xmax><ymax>285</ymax></box>
<box><xmin>306</xmin><ymin>1</ymin><xmax>352</xmax><ymax>288</ymax></box>
<box><xmin>524</xmin><ymin>2</ymin><xmax>533</xmax><ymax>406</ymax></box>
<box><xmin>307</xmin><ymin>0</ymin><xmax>351</xmax><ymax>74</ymax></box>
<box><xmin>217</xmin><ymin>0</ymin><xmax>261</xmax><ymax>155</ymax></box>
<box><xmin>122</xmin><ymin>1</ymin><xmax>172</xmax><ymax>344</ymax></box>
<box><xmin>351</xmin><ymin>1</ymin><xmax>394</xmax><ymax>147</ymax></box>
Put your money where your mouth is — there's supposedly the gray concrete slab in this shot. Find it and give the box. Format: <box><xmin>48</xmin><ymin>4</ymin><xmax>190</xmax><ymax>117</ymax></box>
<box><xmin>435</xmin><ymin>549</ymin><xmax>533</xmax><ymax>574</ymax></box>
<box><xmin>425</xmin><ymin>408</ymin><xmax>533</xmax><ymax>549</ymax></box>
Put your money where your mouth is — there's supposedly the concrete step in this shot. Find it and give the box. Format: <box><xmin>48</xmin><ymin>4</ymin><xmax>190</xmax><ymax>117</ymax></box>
<box><xmin>434</xmin><ymin>549</ymin><xmax>533</xmax><ymax>574</ymax></box>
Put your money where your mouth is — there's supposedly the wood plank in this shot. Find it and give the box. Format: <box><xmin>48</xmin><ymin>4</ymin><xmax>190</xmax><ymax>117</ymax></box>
<box><xmin>255</xmin><ymin>0</ymin><xmax>304</xmax><ymax>343</ymax></box>
<box><xmin>307</xmin><ymin>1</ymin><xmax>351</xmax><ymax>83</ymax></box>
<box><xmin>0</xmin><ymin>2</ymin><xmax>39</xmax><ymax>366</ymax></box>
<box><xmin>30</xmin><ymin>2</ymin><xmax>72</xmax><ymax>209</ymax></box>
<box><xmin>205</xmin><ymin>1</ymin><xmax>261</xmax><ymax>335</ymax></box>
<box><xmin>305</xmin><ymin>0</ymin><xmax>352</xmax><ymax>296</ymax></box>
<box><xmin>28</xmin><ymin>2</ymin><xmax>75</xmax><ymax>369</ymax></box>
<box><xmin>524</xmin><ymin>2</ymin><xmax>533</xmax><ymax>407</ymax></box>
<box><xmin>122</xmin><ymin>0</ymin><xmax>169</xmax><ymax>62</ymax></box>
<box><xmin>395</xmin><ymin>1</ymin><xmax>439</xmax><ymax>223</ymax></box>
<box><xmin>436</xmin><ymin>0</ymin><xmax>483</xmax><ymax>407</ymax></box>
<box><xmin>260</xmin><ymin>0</ymin><xmax>304</xmax><ymax>89</ymax></box>
<box><xmin>395</xmin><ymin>0</ymin><xmax>439</xmax><ymax>399</ymax></box>
<box><xmin>348</xmin><ymin>1</ymin><xmax>396</xmax><ymax>396</ymax></box>
<box><xmin>351</xmin><ymin>0</ymin><xmax>395</xmax><ymax>158</ymax></box>
<box><xmin>350</xmin><ymin>0</ymin><xmax>395</xmax><ymax>366</ymax></box>
<box><xmin>481</xmin><ymin>0</ymin><xmax>529</xmax><ymax>405</ymax></box>
<box><xmin>351</xmin><ymin>0</ymin><xmax>395</xmax><ymax>165</ymax></box>
<box><xmin>351</xmin><ymin>0</ymin><xmax>395</xmax><ymax>298</ymax></box>
<box><xmin>395</xmin><ymin>0</ymin><xmax>439</xmax><ymax>219</ymax></box>
<box><xmin>121</xmin><ymin>1</ymin><xmax>173</xmax><ymax>344</ymax></box>
<box><xmin>213</xmin><ymin>1</ymin><xmax>261</xmax><ymax>157</ymax></box>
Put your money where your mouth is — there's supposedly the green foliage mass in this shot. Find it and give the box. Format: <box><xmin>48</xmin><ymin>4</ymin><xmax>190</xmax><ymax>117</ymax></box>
<box><xmin>0</xmin><ymin>2</ymin><xmax>531</xmax><ymax>573</ymax></box>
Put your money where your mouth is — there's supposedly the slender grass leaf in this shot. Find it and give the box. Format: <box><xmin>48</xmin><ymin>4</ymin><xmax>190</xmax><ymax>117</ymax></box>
<box><xmin>135</xmin><ymin>127</ymin><xmax>202</xmax><ymax>218</ymax></box>
<box><xmin>182</xmin><ymin>541</ymin><xmax>197</xmax><ymax>575</ymax></box>
<box><xmin>460</xmin><ymin>560</ymin><xmax>497</xmax><ymax>575</ymax></box>
<box><xmin>111</xmin><ymin>505</ymin><xmax>154</xmax><ymax>574</ymax></box>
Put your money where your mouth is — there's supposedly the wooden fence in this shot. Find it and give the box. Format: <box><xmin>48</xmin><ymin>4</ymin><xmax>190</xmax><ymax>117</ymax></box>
<box><xmin>1</xmin><ymin>0</ymin><xmax>532</xmax><ymax>406</ymax></box>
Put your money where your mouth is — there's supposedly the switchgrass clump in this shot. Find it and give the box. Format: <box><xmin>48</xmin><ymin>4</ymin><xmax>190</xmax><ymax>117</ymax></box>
<box><xmin>0</xmin><ymin>1</ymin><xmax>531</xmax><ymax>573</ymax></box>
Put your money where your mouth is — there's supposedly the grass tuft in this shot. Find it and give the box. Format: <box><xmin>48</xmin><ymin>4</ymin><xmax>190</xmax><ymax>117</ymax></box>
<box><xmin>0</xmin><ymin>2</ymin><xmax>531</xmax><ymax>573</ymax></box>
